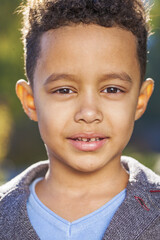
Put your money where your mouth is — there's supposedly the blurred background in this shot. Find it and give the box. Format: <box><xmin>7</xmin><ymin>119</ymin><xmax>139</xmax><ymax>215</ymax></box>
<box><xmin>0</xmin><ymin>0</ymin><xmax>160</xmax><ymax>184</ymax></box>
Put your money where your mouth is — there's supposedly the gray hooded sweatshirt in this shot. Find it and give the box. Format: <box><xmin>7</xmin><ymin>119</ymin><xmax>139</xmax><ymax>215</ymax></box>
<box><xmin>0</xmin><ymin>156</ymin><xmax>159</xmax><ymax>240</ymax></box>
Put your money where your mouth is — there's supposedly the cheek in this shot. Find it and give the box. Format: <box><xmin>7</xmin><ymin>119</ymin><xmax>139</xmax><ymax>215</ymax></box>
<box><xmin>35</xmin><ymin>101</ymin><xmax>73</xmax><ymax>142</ymax></box>
<box><xmin>106</xmin><ymin>98</ymin><xmax>137</xmax><ymax>136</ymax></box>
<box><xmin>106</xmin><ymin>107</ymin><xmax>135</xmax><ymax>154</ymax></box>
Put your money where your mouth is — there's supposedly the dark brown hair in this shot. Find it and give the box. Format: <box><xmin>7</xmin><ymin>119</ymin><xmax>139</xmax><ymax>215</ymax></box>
<box><xmin>21</xmin><ymin>0</ymin><xmax>150</xmax><ymax>86</ymax></box>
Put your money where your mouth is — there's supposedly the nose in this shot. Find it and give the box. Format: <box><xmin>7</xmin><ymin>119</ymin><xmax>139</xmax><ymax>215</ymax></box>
<box><xmin>74</xmin><ymin>96</ymin><xmax>103</xmax><ymax>124</ymax></box>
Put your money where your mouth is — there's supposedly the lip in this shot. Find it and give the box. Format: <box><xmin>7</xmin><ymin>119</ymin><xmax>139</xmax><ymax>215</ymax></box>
<box><xmin>67</xmin><ymin>133</ymin><xmax>108</xmax><ymax>152</ymax></box>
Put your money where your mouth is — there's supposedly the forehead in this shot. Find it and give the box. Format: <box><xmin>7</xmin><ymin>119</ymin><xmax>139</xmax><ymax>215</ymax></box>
<box><xmin>34</xmin><ymin>24</ymin><xmax>140</xmax><ymax>84</ymax></box>
<box><xmin>40</xmin><ymin>24</ymin><xmax>138</xmax><ymax>54</ymax></box>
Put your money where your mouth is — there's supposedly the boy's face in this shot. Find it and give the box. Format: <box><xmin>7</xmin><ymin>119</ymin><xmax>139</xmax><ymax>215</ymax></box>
<box><xmin>17</xmin><ymin>25</ymin><xmax>153</xmax><ymax>173</ymax></box>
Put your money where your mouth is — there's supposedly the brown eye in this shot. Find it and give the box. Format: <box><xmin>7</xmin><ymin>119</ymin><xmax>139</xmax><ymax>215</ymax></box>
<box><xmin>103</xmin><ymin>87</ymin><xmax>123</xmax><ymax>93</ymax></box>
<box><xmin>54</xmin><ymin>88</ymin><xmax>73</xmax><ymax>94</ymax></box>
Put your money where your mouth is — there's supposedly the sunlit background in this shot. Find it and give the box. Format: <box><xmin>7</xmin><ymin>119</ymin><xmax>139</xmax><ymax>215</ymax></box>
<box><xmin>0</xmin><ymin>0</ymin><xmax>160</xmax><ymax>184</ymax></box>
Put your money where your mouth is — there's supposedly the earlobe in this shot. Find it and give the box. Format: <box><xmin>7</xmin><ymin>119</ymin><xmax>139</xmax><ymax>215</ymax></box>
<box><xmin>135</xmin><ymin>78</ymin><xmax>154</xmax><ymax>121</ymax></box>
<box><xmin>16</xmin><ymin>79</ymin><xmax>38</xmax><ymax>122</ymax></box>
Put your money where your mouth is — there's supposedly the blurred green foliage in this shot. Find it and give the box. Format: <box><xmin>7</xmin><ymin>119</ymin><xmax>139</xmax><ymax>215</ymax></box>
<box><xmin>0</xmin><ymin>0</ymin><xmax>160</xmax><ymax>178</ymax></box>
<box><xmin>0</xmin><ymin>0</ymin><xmax>24</xmax><ymax>115</ymax></box>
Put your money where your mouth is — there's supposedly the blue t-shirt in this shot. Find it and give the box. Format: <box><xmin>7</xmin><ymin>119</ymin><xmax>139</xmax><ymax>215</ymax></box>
<box><xmin>27</xmin><ymin>178</ymin><xmax>126</xmax><ymax>240</ymax></box>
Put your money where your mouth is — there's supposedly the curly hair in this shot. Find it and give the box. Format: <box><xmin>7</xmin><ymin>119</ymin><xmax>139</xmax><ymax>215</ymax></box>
<box><xmin>21</xmin><ymin>0</ymin><xmax>150</xmax><ymax>86</ymax></box>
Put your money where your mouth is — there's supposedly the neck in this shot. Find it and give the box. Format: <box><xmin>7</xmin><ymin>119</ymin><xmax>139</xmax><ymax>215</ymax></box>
<box><xmin>38</xmin><ymin>156</ymin><xmax>129</xmax><ymax>198</ymax></box>
<box><xmin>35</xmin><ymin>156</ymin><xmax>129</xmax><ymax>222</ymax></box>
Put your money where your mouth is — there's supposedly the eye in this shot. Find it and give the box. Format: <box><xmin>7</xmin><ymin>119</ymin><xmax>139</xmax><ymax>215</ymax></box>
<box><xmin>53</xmin><ymin>88</ymin><xmax>74</xmax><ymax>94</ymax></box>
<box><xmin>102</xmin><ymin>87</ymin><xmax>124</xmax><ymax>94</ymax></box>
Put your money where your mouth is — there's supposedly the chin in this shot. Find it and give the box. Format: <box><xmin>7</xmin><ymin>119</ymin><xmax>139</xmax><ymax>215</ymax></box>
<box><xmin>72</xmin><ymin>162</ymin><xmax>104</xmax><ymax>173</ymax></box>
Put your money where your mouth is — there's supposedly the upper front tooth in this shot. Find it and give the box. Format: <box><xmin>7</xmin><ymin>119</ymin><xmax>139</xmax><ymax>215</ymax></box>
<box><xmin>90</xmin><ymin>138</ymin><xmax>96</xmax><ymax>142</ymax></box>
<box><xmin>82</xmin><ymin>138</ymin><xmax>88</xmax><ymax>142</ymax></box>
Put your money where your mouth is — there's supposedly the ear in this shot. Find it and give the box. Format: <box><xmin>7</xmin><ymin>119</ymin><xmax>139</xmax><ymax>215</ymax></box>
<box><xmin>135</xmin><ymin>78</ymin><xmax>154</xmax><ymax>121</ymax></box>
<box><xmin>16</xmin><ymin>79</ymin><xmax>38</xmax><ymax>121</ymax></box>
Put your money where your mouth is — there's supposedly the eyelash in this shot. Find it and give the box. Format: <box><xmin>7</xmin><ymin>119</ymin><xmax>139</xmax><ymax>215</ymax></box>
<box><xmin>52</xmin><ymin>87</ymin><xmax>124</xmax><ymax>95</ymax></box>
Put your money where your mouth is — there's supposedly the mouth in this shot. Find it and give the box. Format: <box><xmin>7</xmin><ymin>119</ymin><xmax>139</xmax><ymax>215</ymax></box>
<box><xmin>67</xmin><ymin>134</ymin><xmax>108</xmax><ymax>151</ymax></box>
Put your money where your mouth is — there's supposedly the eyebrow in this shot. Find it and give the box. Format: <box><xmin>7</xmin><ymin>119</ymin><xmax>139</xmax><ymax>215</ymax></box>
<box><xmin>44</xmin><ymin>72</ymin><xmax>132</xmax><ymax>85</ymax></box>
<box><xmin>100</xmin><ymin>72</ymin><xmax>132</xmax><ymax>83</ymax></box>
<box><xmin>44</xmin><ymin>73</ymin><xmax>76</xmax><ymax>85</ymax></box>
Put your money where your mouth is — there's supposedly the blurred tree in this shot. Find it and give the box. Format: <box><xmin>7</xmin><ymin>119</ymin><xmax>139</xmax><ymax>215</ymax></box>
<box><xmin>0</xmin><ymin>0</ymin><xmax>24</xmax><ymax>117</ymax></box>
<box><xmin>131</xmin><ymin>0</ymin><xmax>160</xmax><ymax>153</ymax></box>
<box><xmin>0</xmin><ymin>0</ymin><xmax>47</xmax><ymax>170</ymax></box>
<box><xmin>0</xmin><ymin>102</ymin><xmax>12</xmax><ymax>161</ymax></box>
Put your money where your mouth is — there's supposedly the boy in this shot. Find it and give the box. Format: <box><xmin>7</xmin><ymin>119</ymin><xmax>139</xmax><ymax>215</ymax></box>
<box><xmin>0</xmin><ymin>0</ymin><xmax>159</xmax><ymax>239</ymax></box>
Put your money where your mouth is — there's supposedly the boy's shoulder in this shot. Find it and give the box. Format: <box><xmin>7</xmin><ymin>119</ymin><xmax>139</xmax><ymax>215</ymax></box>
<box><xmin>0</xmin><ymin>160</ymin><xmax>49</xmax><ymax>199</ymax></box>
<box><xmin>103</xmin><ymin>156</ymin><xmax>160</xmax><ymax>240</ymax></box>
<box><xmin>0</xmin><ymin>160</ymin><xmax>49</xmax><ymax>239</ymax></box>
<box><xmin>121</xmin><ymin>156</ymin><xmax>160</xmax><ymax>214</ymax></box>
<box><xmin>122</xmin><ymin>156</ymin><xmax>160</xmax><ymax>187</ymax></box>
